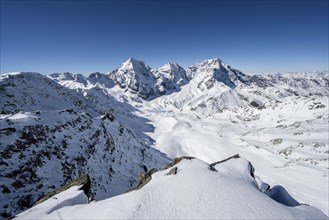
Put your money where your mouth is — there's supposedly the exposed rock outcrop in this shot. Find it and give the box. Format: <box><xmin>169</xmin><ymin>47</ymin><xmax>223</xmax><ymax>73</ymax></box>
<box><xmin>35</xmin><ymin>175</ymin><xmax>92</xmax><ymax>205</ymax></box>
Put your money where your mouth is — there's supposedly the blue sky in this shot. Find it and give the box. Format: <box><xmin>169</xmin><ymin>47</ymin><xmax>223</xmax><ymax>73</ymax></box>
<box><xmin>1</xmin><ymin>0</ymin><xmax>328</xmax><ymax>75</ymax></box>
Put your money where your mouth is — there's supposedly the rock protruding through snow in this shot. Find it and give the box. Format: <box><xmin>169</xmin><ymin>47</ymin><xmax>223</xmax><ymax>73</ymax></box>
<box><xmin>16</xmin><ymin>156</ymin><xmax>328</xmax><ymax>219</ymax></box>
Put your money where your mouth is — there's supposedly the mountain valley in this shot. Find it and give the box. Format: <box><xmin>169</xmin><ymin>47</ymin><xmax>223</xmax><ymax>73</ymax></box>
<box><xmin>0</xmin><ymin>58</ymin><xmax>328</xmax><ymax>219</ymax></box>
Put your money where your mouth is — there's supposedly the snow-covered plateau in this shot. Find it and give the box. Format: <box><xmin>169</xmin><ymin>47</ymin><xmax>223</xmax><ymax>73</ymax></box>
<box><xmin>0</xmin><ymin>58</ymin><xmax>328</xmax><ymax>219</ymax></box>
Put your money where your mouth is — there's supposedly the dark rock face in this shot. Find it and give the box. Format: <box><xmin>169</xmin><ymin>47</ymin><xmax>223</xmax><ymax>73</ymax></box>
<box><xmin>213</xmin><ymin>68</ymin><xmax>237</xmax><ymax>89</ymax></box>
<box><xmin>35</xmin><ymin>175</ymin><xmax>92</xmax><ymax>206</ymax></box>
<box><xmin>166</xmin><ymin>167</ymin><xmax>178</xmax><ymax>175</ymax></box>
<box><xmin>129</xmin><ymin>168</ymin><xmax>157</xmax><ymax>191</ymax></box>
<box><xmin>250</xmin><ymin>101</ymin><xmax>260</xmax><ymax>108</ymax></box>
<box><xmin>164</xmin><ymin>156</ymin><xmax>195</xmax><ymax>169</ymax></box>
<box><xmin>249</xmin><ymin>100</ymin><xmax>265</xmax><ymax>110</ymax></box>
<box><xmin>129</xmin><ymin>157</ymin><xmax>195</xmax><ymax>191</ymax></box>
<box><xmin>209</xmin><ymin>154</ymin><xmax>240</xmax><ymax>167</ymax></box>
<box><xmin>228</xmin><ymin>68</ymin><xmax>251</xmax><ymax>86</ymax></box>
<box><xmin>248</xmin><ymin>162</ymin><xmax>255</xmax><ymax>178</ymax></box>
<box><xmin>265</xmin><ymin>185</ymin><xmax>300</xmax><ymax>207</ymax></box>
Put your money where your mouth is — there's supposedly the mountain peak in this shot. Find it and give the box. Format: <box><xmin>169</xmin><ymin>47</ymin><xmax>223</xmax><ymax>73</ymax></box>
<box><xmin>201</xmin><ymin>58</ymin><xmax>224</xmax><ymax>68</ymax></box>
<box><xmin>109</xmin><ymin>58</ymin><xmax>156</xmax><ymax>99</ymax></box>
<box><xmin>155</xmin><ymin>62</ymin><xmax>188</xmax><ymax>92</ymax></box>
<box><xmin>124</xmin><ymin>57</ymin><xmax>145</xmax><ymax>65</ymax></box>
<box><xmin>127</xmin><ymin>57</ymin><xmax>137</xmax><ymax>62</ymax></box>
<box><xmin>48</xmin><ymin>72</ymin><xmax>88</xmax><ymax>86</ymax></box>
<box><xmin>119</xmin><ymin>58</ymin><xmax>151</xmax><ymax>72</ymax></box>
<box><xmin>207</xmin><ymin>58</ymin><xmax>222</xmax><ymax>63</ymax></box>
<box><xmin>159</xmin><ymin>62</ymin><xmax>183</xmax><ymax>72</ymax></box>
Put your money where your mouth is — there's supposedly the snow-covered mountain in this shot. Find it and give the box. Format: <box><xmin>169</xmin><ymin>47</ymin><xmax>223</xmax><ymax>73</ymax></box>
<box><xmin>104</xmin><ymin>58</ymin><xmax>189</xmax><ymax>99</ymax></box>
<box><xmin>186</xmin><ymin>58</ymin><xmax>250</xmax><ymax>88</ymax></box>
<box><xmin>0</xmin><ymin>72</ymin><xmax>91</xmax><ymax>114</ymax></box>
<box><xmin>0</xmin><ymin>72</ymin><xmax>169</xmax><ymax>219</ymax></box>
<box><xmin>154</xmin><ymin>62</ymin><xmax>189</xmax><ymax>95</ymax></box>
<box><xmin>153</xmin><ymin>59</ymin><xmax>328</xmax><ymax>116</ymax></box>
<box><xmin>108</xmin><ymin>58</ymin><xmax>158</xmax><ymax>99</ymax></box>
<box><xmin>87</xmin><ymin>72</ymin><xmax>115</xmax><ymax>89</ymax></box>
<box><xmin>0</xmin><ymin>58</ymin><xmax>328</xmax><ymax>219</ymax></box>
<box><xmin>49</xmin><ymin>72</ymin><xmax>89</xmax><ymax>88</ymax></box>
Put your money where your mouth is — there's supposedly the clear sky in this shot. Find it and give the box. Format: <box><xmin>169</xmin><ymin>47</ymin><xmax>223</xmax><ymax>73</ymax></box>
<box><xmin>1</xmin><ymin>0</ymin><xmax>328</xmax><ymax>75</ymax></box>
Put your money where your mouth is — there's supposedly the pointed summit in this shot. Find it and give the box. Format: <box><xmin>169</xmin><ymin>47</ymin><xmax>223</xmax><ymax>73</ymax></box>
<box><xmin>127</xmin><ymin>57</ymin><xmax>139</xmax><ymax>63</ymax></box>
<box><xmin>200</xmin><ymin>58</ymin><xmax>224</xmax><ymax>69</ymax></box>
<box><xmin>124</xmin><ymin>57</ymin><xmax>146</xmax><ymax>65</ymax></box>
<box><xmin>207</xmin><ymin>58</ymin><xmax>222</xmax><ymax>64</ymax></box>
<box><xmin>186</xmin><ymin>58</ymin><xmax>241</xmax><ymax>89</ymax></box>
<box><xmin>124</xmin><ymin>57</ymin><xmax>139</xmax><ymax>65</ymax></box>
<box><xmin>159</xmin><ymin>62</ymin><xmax>184</xmax><ymax>73</ymax></box>
<box><xmin>156</xmin><ymin>62</ymin><xmax>188</xmax><ymax>84</ymax></box>
<box><xmin>120</xmin><ymin>57</ymin><xmax>152</xmax><ymax>73</ymax></box>
<box><xmin>154</xmin><ymin>62</ymin><xmax>188</xmax><ymax>95</ymax></box>
<box><xmin>108</xmin><ymin>58</ymin><xmax>157</xmax><ymax>99</ymax></box>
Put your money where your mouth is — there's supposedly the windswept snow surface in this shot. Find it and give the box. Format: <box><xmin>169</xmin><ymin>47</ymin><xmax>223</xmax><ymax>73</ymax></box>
<box><xmin>16</xmin><ymin>158</ymin><xmax>327</xmax><ymax>219</ymax></box>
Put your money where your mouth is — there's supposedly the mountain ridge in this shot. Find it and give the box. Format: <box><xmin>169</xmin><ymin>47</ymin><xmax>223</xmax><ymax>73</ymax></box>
<box><xmin>44</xmin><ymin>57</ymin><xmax>329</xmax><ymax>101</ymax></box>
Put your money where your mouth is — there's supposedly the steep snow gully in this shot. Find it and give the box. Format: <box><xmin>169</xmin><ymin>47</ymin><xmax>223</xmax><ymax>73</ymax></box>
<box><xmin>0</xmin><ymin>58</ymin><xmax>328</xmax><ymax>219</ymax></box>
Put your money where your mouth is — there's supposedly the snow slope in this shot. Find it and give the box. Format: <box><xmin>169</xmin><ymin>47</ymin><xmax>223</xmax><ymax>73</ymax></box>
<box><xmin>0</xmin><ymin>72</ymin><xmax>92</xmax><ymax>114</ymax></box>
<box><xmin>16</xmin><ymin>157</ymin><xmax>327</xmax><ymax>219</ymax></box>
<box><xmin>0</xmin><ymin>72</ymin><xmax>169</xmax><ymax>219</ymax></box>
<box><xmin>133</xmin><ymin>69</ymin><xmax>329</xmax><ymax>215</ymax></box>
<box><xmin>139</xmin><ymin>96</ymin><xmax>329</xmax><ymax>215</ymax></box>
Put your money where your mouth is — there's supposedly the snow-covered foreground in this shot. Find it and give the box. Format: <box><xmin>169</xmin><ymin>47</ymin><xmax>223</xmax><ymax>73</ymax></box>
<box><xmin>17</xmin><ymin>157</ymin><xmax>328</xmax><ymax>219</ymax></box>
<box><xmin>137</xmin><ymin>95</ymin><xmax>329</xmax><ymax>215</ymax></box>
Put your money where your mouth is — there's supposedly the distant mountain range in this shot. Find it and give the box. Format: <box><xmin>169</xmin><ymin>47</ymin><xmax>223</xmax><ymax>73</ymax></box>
<box><xmin>1</xmin><ymin>58</ymin><xmax>328</xmax><ymax>219</ymax></box>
